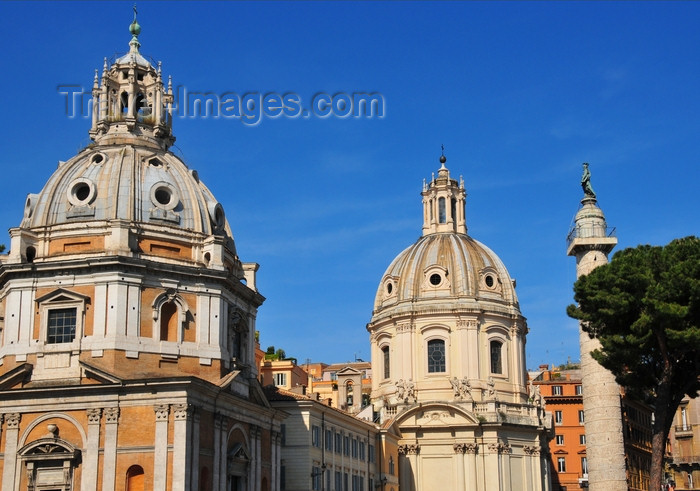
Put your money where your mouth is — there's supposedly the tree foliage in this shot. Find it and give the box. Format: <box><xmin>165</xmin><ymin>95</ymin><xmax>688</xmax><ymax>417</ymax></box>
<box><xmin>567</xmin><ymin>236</ymin><xmax>700</xmax><ymax>489</ymax></box>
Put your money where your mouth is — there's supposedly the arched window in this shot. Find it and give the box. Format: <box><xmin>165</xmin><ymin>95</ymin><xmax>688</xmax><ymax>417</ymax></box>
<box><xmin>346</xmin><ymin>381</ymin><xmax>354</xmax><ymax>406</ymax></box>
<box><xmin>160</xmin><ymin>301</ymin><xmax>178</xmax><ymax>341</ymax></box>
<box><xmin>126</xmin><ymin>465</ymin><xmax>145</xmax><ymax>491</ymax></box>
<box><xmin>382</xmin><ymin>346</ymin><xmax>390</xmax><ymax>379</ymax></box>
<box><xmin>120</xmin><ymin>91</ymin><xmax>129</xmax><ymax>114</ymax></box>
<box><xmin>389</xmin><ymin>456</ymin><xmax>395</xmax><ymax>475</ymax></box>
<box><xmin>438</xmin><ymin>197</ymin><xmax>446</xmax><ymax>223</ymax></box>
<box><xmin>490</xmin><ymin>340</ymin><xmax>503</xmax><ymax>374</ymax></box>
<box><xmin>451</xmin><ymin>198</ymin><xmax>456</xmax><ymax>223</ymax></box>
<box><xmin>427</xmin><ymin>339</ymin><xmax>446</xmax><ymax>373</ymax></box>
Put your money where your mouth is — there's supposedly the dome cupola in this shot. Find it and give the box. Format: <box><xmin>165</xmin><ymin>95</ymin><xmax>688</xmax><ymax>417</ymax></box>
<box><xmin>421</xmin><ymin>149</ymin><xmax>467</xmax><ymax>235</ymax></box>
<box><xmin>89</xmin><ymin>8</ymin><xmax>175</xmax><ymax>150</ymax></box>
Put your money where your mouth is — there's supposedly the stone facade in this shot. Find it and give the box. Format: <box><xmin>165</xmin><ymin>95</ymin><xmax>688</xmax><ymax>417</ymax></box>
<box><xmin>368</xmin><ymin>155</ymin><xmax>552</xmax><ymax>490</ymax></box>
<box><xmin>0</xmin><ymin>15</ymin><xmax>283</xmax><ymax>491</ymax></box>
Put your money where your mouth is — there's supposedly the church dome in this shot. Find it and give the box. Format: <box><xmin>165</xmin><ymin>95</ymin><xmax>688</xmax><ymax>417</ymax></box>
<box><xmin>373</xmin><ymin>233</ymin><xmax>518</xmax><ymax>317</ymax></box>
<box><xmin>371</xmin><ymin>156</ymin><xmax>519</xmax><ymax>322</ymax></box>
<box><xmin>9</xmin><ymin>15</ymin><xmax>242</xmax><ymax>277</ymax></box>
<box><xmin>22</xmin><ymin>145</ymin><xmax>235</xmax><ymax>249</ymax></box>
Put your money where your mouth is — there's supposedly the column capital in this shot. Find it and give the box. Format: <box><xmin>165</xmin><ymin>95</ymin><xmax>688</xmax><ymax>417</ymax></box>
<box><xmin>154</xmin><ymin>404</ymin><xmax>170</xmax><ymax>422</ymax></box>
<box><xmin>6</xmin><ymin>413</ymin><xmax>20</xmax><ymax>429</ymax></box>
<box><xmin>173</xmin><ymin>403</ymin><xmax>193</xmax><ymax>421</ymax></box>
<box><xmin>87</xmin><ymin>408</ymin><xmax>102</xmax><ymax>424</ymax></box>
<box><xmin>487</xmin><ymin>442</ymin><xmax>511</xmax><ymax>454</ymax></box>
<box><xmin>524</xmin><ymin>445</ymin><xmax>542</xmax><ymax>455</ymax></box>
<box><xmin>398</xmin><ymin>443</ymin><xmax>420</xmax><ymax>455</ymax></box>
<box><xmin>105</xmin><ymin>407</ymin><xmax>120</xmax><ymax>424</ymax></box>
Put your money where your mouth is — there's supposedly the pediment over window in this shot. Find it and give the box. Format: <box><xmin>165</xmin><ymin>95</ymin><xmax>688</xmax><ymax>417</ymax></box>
<box><xmin>20</xmin><ymin>438</ymin><xmax>79</xmax><ymax>458</ymax></box>
<box><xmin>35</xmin><ymin>288</ymin><xmax>91</xmax><ymax>306</ymax></box>
<box><xmin>336</xmin><ymin>367</ymin><xmax>362</xmax><ymax>376</ymax></box>
<box><xmin>228</xmin><ymin>442</ymin><xmax>250</xmax><ymax>461</ymax></box>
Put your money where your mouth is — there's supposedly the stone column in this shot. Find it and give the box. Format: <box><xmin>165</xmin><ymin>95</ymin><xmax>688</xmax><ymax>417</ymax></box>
<box><xmin>1</xmin><ymin>413</ymin><xmax>18</xmax><ymax>491</ymax></box>
<box><xmin>173</xmin><ymin>404</ymin><xmax>193</xmax><ymax>491</ymax></box>
<box><xmin>398</xmin><ymin>444</ymin><xmax>419</xmax><ymax>491</ymax></box>
<box><xmin>255</xmin><ymin>427</ymin><xmax>262</xmax><ymax>491</ymax></box>
<box><xmin>191</xmin><ymin>411</ymin><xmax>201</xmax><ymax>491</ymax></box>
<box><xmin>82</xmin><ymin>409</ymin><xmax>102</xmax><ymax>491</ymax></box>
<box><xmin>465</xmin><ymin>443</ymin><xmax>479</xmax><ymax>490</ymax></box>
<box><xmin>487</xmin><ymin>442</ymin><xmax>510</xmax><ymax>491</ymax></box>
<box><xmin>102</xmin><ymin>407</ymin><xmax>120</xmax><ymax>491</ymax></box>
<box><xmin>567</xmin><ymin>191</ymin><xmax>626</xmax><ymax>491</ymax></box>
<box><xmin>453</xmin><ymin>444</ymin><xmax>467</xmax><ymax>489</ymax></box>
<box><xmin>154</xmin><ymin>404</ymin><xmax>170</xmax><ymax>491</ymax></box>
<box><xmin>270</xmin><ymin>431</ymin><xmax>278</xmax><ymax>491</ymax></box>
<box><xmin>212</xmin><ymin>414</ymin><xmax>222</xmax><ymax>491</ymax></box>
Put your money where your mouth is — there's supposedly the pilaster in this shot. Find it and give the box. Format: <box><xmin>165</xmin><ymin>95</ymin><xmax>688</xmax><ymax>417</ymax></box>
<box><xmin>83</xmin><ymin>408</ymin><xmax>102</xmax><ymax>491</ymax></box>
<box><xmin>154</xmin><ymin>404</ymin><xmax>170</xmax><ymax>491</ymax></box>
<box><xmin>103</xmin><ymin>407</ymin><xmax>120</xmax><ymax>491</ymax></box>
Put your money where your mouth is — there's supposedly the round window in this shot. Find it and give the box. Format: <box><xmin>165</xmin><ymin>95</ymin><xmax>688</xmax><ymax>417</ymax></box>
<box><xmin>386</xmin><ymin>282</ymin><xmax>393</xmax><ymax>294</ymax></box>
<box><xmin>485</xmin><ymin>275</ymin><xmax>494</xmax><ymax>288</ymax></box>
<box><xmin>154</xmin><ymin>187</ymin><xmax>171</xmax><ymax>206</ymax></box>
<box><xmin>75</xmin><ymin>183</ymin><xmax>91</xmax><ymax>202</ymax></box>
<box><xmin>150</xmin><ymin>182</ymin><xmax>179</xmax><ymax>211</ymax></box>
<box><xmin>67</xmin><ymin>178</ymin><xmax>96</xmax><ymax>206</ymax></box>
<box><xmin>429</xmin><ymin>273</ymin><xmax>442</xmax><ymax>286</ymax></box>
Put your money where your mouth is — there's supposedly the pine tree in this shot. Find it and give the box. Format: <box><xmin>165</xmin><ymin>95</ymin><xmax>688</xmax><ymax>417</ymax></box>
<box><xmin>567</xmin><ymin>236</ymin><xmax>700</xmax><ymax>490</ymax></box>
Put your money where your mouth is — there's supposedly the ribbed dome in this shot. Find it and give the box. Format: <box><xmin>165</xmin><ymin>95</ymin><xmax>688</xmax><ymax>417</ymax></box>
<box><xmin>372</xmin><ymin>232</ymin><xmax>519</xmax><ymax>318</ymax></box>
<box><xmin>22</xmin><ymin>144</ymin><xmax>236</xmax><ymax>251</ymax></box>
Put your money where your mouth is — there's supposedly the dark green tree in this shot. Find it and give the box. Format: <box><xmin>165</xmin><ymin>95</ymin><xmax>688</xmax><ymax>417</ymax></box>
<box><xmin>567</xmin><ymin>236</ymin><xmax>700</xmax><ymax>489</ymax></box>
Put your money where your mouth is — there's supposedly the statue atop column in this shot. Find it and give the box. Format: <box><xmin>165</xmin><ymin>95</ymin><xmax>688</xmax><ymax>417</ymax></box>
<box><xmin>581</xmin><ymin>162</ymin><xmax>596</xmax><ymax>199</ymax></box>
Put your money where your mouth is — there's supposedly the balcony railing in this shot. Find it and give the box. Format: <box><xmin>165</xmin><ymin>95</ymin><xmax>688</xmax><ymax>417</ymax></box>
<box><xmin>672</xmin><ymin>455</ymin><xmax>700</xmax><ymax>465</ymax></box>
<box><xmin>674</xmin><ymin>425</ymin><xmax>694</xmax><ymax>437</ymax></box>
<box><xmin>566</xmin><ymin>225</ymin><xmax>616</xmax><ymax>249</ymax></box>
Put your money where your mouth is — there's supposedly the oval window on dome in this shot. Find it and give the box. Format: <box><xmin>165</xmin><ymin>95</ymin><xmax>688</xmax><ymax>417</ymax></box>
<box><xmin>386</xmin><ymin>282</ymin><xmax>393</xmax><ymax>294</ymax></box>
<box><xmin>150</xmin><ymin>182</ymin><xmax>179</xmax><ymax>211</ymax></box>
<box><xmin>485</xmin><ymin>275</ymin><xmax>494</xmax><ymax>288</ymax></box>
<box><xmin>429</xmin><ymin>273</ymin><xmax>442</xmax><ymax>286</ymax></box>
<box><xmin>67</xmin><ymin>178</ymin><xmax>96</xmax><ymax>207</ymax></box>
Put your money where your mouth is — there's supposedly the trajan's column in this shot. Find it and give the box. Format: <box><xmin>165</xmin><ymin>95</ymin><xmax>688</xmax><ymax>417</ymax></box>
<box><xmin>566</xmin><ymin>163</ymin><xmax>627</xmax><ymax>490</ymax></box>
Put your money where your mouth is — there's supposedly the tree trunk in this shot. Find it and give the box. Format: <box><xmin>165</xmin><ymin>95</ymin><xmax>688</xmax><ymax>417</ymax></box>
<box><xmin>650</xmin><ymin>380</ymin><xmax>675</xmax><ymax>490</ymax></box>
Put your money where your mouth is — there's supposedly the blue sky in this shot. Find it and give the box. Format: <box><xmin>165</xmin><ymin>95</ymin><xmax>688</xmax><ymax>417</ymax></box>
<box><xmin>1</xmin><ymin>1</ymin><xmax>698</xmax><ymax>369</ymax></box>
